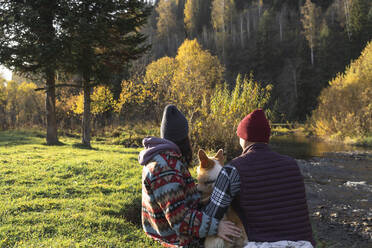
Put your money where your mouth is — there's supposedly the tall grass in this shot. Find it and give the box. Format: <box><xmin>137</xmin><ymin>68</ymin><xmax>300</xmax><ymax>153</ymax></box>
<box><xmin>0</xmin><ymin>130</ymin><xmax>161</xmax><ymax>247</ymax></box>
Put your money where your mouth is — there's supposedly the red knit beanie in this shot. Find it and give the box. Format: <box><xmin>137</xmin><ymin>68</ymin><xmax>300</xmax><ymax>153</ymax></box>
<box><xmin>237</xmin><ymin>109</ymin><xmax>271</xmax><ymax>143</ymax></box>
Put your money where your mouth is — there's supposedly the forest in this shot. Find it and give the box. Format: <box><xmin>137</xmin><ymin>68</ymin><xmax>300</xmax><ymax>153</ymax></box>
<box><xmin>0</xmin><ymin>0</ymin><xmax>371</xmax><ymax>148</ymax></box>
<box><xmin>142</xmin><ymin>0</ymin><xmax>372</xmax><ymax>121</ymax></box>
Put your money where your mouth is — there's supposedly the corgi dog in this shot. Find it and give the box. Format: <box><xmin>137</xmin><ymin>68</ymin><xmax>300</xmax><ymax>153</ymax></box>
<box><xmin>197</xmin><ymin>149</ymin><xmax>248</xmax><ymax>248</ymax></box>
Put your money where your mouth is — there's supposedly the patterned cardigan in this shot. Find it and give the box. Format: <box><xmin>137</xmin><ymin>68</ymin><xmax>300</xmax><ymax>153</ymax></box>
<box><xmin>141</xmin><ymin>150</ymin><xmax>218</xmax><ymax>247</ymax></box>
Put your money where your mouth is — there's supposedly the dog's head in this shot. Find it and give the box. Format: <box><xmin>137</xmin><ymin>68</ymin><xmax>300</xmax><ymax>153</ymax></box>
<box><xmin>196</xmin><ymin>149</ymin><xmax>225</xmax><ymax>204</ymax></box>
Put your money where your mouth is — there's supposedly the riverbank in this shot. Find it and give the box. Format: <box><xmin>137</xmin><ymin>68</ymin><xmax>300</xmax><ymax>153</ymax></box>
<box><xmin>272</xmin><ymin>125</ymin><xmax>372</xmax><ymax>148</ymax></box>
<box><xmin>298</xmin><ymin>152</ymin><xmax>372</xmax><ymax>247</ymax></box>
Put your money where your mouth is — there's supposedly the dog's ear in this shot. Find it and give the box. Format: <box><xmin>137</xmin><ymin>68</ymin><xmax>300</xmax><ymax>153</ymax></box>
<box><xmin>214</xmin><ymin>149</ymin><xmax>224</xmax><ymax>164</ymax></box>
<box><xmin>198</xmin><ymin>149</ymin><xmax>208</xmax><ymax>162</ymax></box>
<box><xmin>198</xmin><ymin>149</ymin><xmax>210</xmax><ymax>168</ymax></box>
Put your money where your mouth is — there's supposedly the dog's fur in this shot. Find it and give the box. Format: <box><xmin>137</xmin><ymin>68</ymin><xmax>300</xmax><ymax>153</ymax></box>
<box><xmin>197</xmin><ymin>149</ymin><xmax>248</xmax><ymax>248</ymax></box>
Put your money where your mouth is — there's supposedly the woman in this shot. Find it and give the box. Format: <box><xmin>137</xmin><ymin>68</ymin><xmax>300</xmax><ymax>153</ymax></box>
<box><xmin>139</xmin><ymin>104</ymin><xmax>241</xmax><ymax>248</ymax></box>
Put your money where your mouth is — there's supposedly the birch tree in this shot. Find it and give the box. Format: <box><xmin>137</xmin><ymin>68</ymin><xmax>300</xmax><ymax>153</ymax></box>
<box><xmin>301</xmin><ymin>0</ymin><xmax>321</xmax><ymax>66</ymax></box>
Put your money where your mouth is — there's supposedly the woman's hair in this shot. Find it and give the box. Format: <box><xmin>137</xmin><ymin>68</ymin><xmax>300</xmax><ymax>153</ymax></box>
<box><xmin>174</xmin><ymin>137</ymin><xmax>193</xmax><ymax>167</ymax></box>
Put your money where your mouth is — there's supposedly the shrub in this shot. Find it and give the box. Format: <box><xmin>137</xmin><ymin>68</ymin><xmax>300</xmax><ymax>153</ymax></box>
<box><xmin>311</xmin><ymin>41</ymin><xmax>372</xmax><ymax>141</ymax></box>
<box><xmin>192</xmin><ymin>73</ymin><xmax>273</xmax><ymax>159</ymax></box>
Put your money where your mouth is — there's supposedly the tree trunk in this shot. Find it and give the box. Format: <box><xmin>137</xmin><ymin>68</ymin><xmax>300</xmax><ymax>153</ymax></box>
<box><xmin>279</xmin><ymin>12</ymin><xmax>283</xmax><ymax>41</ymax></box>
<box><xmin>343</xmin><ymin>0</ymin><xmax>352</xmax><ymax>40</ymax></box>
<box><xmin>45</xmin><ymin>70</ymin><xmax>58</xmax><ymax>145</ymax></box>
<box><xmin>258</xmin><ymin>0</ymin><xmax>262</xmax><ymax>17</ymax></box>
<box><xmin>240</xmin><ymin>13</ymin><xmax>244</xmax><ymax>48</ymax></box>
<box><xmin>247</xmin><ymin>10</ymin><xmax>251</xmax><ymax>39</ymax></box>
<box><xmin>82</xmin><ymin>83</ymin><xmax>91</xmax><ymax>147</ymax></box>
<box><xmin>310</xmin><ymin>46</ymin><xmax>314</xmax><ymax>66</ymax></box>
<box><xmin>292</xmin><ymin>68</ymin><xmax>298</xmax><ymax>99</ymax></box>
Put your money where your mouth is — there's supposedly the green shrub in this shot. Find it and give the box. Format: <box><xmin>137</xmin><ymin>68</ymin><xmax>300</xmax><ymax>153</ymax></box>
<box><xmin>192</xmin><ymin>73</ymin><xmax>273</xmax><ymax>159</ymax></box>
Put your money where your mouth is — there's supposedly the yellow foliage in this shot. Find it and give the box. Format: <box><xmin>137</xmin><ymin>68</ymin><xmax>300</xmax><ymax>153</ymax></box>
<box><xmin>129</xmin><ymin>39</ymin><xmax>224</xmax><ymax>119</ymax></box>
<box><xmin>72</xmin><ymin>93</ymin><xmax>85</xmax><ymax>115</ymax></box>
<box><xmin>172</xmin><ymin>39</ymin><xmax>224</xmax><ymax>116</ymax></box>
<box><xmin>91</xmin><ymin>86</ymin><xmax>116</xmax><ymax>115</ymax></box>
<box><xmin>72</xmin><ymin>86</ymin><xmax>116</xmax><ymax>115</ymax></box>
<box><xmin>156</xmin><ymin>0</ymin><xmax>178</xmax><ymax>38</ymax></box>
<box><xmin>116</xmin><ymin>78</ymin><xmax>153</xmax><ymax>113</ymax></box>
<box><xmin>184</xmin><ymin>0</ymin><xmax>198</xmax><ymax>36</ymax></box>
<box><xmin>56</xmin><ymin>87</ymin><xmax>79</xmax><ymax>118</ymax></box>
<box><xmin>0</xmin><ymin>80</ymin><xmax>7</xmax><ymax>103</ymax></box>
<box><xmin>144</xmin><ymin>56</ymin><xmax>177</xmax><ymax>104</ymax></box>
<box><xmin>0</xmin><ymin>80</ymin><xmax>44</xmax><ymax>127</ymax></box>
<box><xmin>312</xmin><ymin>41</ymin><xmax>372</xmax><ymax>139</ymax></box>
<box><xmin>194</xmin><ymin>73</ymin><xmax>273</xmax><ymax>157</ymax></box>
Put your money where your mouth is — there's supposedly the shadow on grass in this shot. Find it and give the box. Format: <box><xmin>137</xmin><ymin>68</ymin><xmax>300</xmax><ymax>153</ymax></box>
<box><xmin>0</xmin><ymin>130</ymin><xmax>43</xmax><ymax>146</ymax></box>
<box><xmin>113</xmin><ymin>150</ymin><xmax>140</xmax><ymax>155</ymax></box>
<box><xmin>72</xmin><ymin>143</ymin><xmax>99</xmax><ymax>150</ymax></box>
<box><xmin>42</xmin><ymin>141</ymin><xmax>66</xmax><ymax>146</ymax></box>
<box><xmin>103</xmin><ymin>196</ymin><xmax>142</xmax><ymax>228</ymax></box>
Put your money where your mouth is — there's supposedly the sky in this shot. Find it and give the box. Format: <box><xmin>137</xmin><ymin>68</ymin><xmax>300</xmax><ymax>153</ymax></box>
<box><xmin>0</xmin><ymin>65</ymin><xmax>12</xmax><ymax>81</ymax></box>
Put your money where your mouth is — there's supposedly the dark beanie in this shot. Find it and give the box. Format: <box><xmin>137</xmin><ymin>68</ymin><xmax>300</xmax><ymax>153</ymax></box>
<box><xmin>160</xmin><ymin>105</ymin><xmax>189</xmax><ymax>142</ymax></box>
<box><xmin>237</xmin><ymin>109</ymin><xmax>271</xmax><ymax>143</ymax></box>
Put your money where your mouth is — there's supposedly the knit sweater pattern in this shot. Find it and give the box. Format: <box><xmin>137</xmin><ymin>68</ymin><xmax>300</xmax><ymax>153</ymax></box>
<box><xmin>141</xmin><ymin>150</ymin><xmax>218</xmax><ymax>247</ymax></box>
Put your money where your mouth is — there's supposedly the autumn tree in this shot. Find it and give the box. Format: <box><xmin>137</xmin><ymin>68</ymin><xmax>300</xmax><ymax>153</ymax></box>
<box><xmin>184</xmin><ymin>0</ymin><xmax>200</xmax><ymax>37</ymax></box>
<box><xmin>0</xmin><ymin>0</ymin><xmax>65</xmax><ymax>144</ymax></box>
<box><xmin>301</xmin><ymin>0</ymin><xmax>322</xmax><ymax>66</ymax></box>
<box><xmin>172</xmin><ymin>39</ymin><xmax>224</xmax><ymax>118</ymax></box>
<box><xmin>0</xmin><ymin>78</ymin><xmax>6</xmax><ymax>129</ymax></box>
<box><xmin>72</xmin><ymin>85</ymin><xmax>116</xmax><ymax>128</ymax></box>
<box><xmin>211</xmin><ymin>0</ymin><xmax>236</xmax><ymax>61</ymax></box>
<box><xmin>61</xmin><ymin>0</ymin><xmax>150</xmax><ymax>147</ymax></box>
<box><xmin>139</xmin><ymin>39</ymin><xmax>224</xmax><ymax>121</ymax></box>
<box><xmin>0</xmin><ymin>80</ymin><xmax>44</xmax><ymax>128</ymax></box>
<box><xmin>144</xmin><ymin>56</ymin><xmax>177</xmax><ymax>117</ymax></box>
<box><xmin>312</xmin><ymin>40</ymin><xmax>372</xmax><ymax>140</ymax></box>
<box><xmin>156</xmin><ymin>0</ymin><xmax>180</xmax><ymax>50</ymax></box>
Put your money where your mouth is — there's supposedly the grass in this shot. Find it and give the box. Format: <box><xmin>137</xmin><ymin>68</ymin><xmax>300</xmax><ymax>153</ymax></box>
<box><xmin>0</xmin><ymin>129</ymin><xmax>344</xmax><ymax>247</ymax></box>
<box><xmin>0</xmin><ymin>130</ymin><xmax>162</xmax><ymax>248</ymax></box>
<box><xmin>344</xmin><ymin>136</ymin><xmax>372</xmax><ymax>147</ymax></box>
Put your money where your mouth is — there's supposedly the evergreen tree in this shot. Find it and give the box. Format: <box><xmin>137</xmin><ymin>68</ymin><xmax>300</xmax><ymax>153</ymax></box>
<box><xmin>61</xmin><ymin>0</ymin><xmax>150</xmax><ymax>147</ymax></box>
<box><xmin>0</xmin><ymin>0</ymin><xmax>64</xmax><ymax>144</ymax></box>
<box><xmin>349</xmin><ymin>0</ymin><xmax>372</xmax><ymax>45</ymax></box>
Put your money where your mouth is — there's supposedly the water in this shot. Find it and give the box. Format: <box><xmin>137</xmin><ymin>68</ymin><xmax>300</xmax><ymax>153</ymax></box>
<box><xmin>269</xmin><ymin>134</ymin><xmax>371</xmax><ymax>159</ymax></box>
<box><xmin>269</xmin><ymin>134</ymin><xmax>372</xmax><ymax>245</ymax></box>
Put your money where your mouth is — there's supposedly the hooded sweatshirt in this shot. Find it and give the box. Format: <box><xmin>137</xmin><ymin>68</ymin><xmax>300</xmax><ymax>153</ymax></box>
<box><xmin>140</xmin><ymin>137</ymin><xmax>218</xmax><ymax>248</ymax></box>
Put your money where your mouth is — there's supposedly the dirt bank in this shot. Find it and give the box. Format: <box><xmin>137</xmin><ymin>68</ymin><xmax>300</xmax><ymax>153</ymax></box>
<box><xmin>297</xmin><ymin>152</ymin><xmax>372</xmax><ymax>247</ymax></box>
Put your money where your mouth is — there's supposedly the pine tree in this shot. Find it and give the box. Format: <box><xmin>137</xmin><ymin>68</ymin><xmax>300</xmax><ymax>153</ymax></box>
<box><xmin>0</xmin><ymin>0</ymin><xmax>64</xmax><ymax>144</ymax></box>
<box><xmin>61</xmin><ymin>1</ymin><xmax>150</xmax><ymax>147</ymax></box>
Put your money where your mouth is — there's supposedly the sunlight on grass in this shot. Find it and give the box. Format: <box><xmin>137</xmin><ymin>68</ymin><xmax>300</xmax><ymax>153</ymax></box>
<box><xmin>0</xmin><ymin>130</ymin><xmax>162</xmax><ymax>247</ymax></box>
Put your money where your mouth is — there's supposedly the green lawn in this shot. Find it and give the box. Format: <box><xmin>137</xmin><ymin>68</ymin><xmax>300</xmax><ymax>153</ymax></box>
<box><xmin>0</xmin><ymin>130</ymin><xmax>162</xmax><ymax>248</ymax></box>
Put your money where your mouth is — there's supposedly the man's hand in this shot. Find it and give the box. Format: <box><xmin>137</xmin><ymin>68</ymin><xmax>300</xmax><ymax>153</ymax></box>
<box><xmin>217</xmin><ymin>220</ymin><xmax>242</xmax><ymax>243</ymax></box>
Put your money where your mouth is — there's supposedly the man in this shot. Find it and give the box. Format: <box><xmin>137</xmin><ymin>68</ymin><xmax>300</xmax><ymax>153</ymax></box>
<box><xmin>139</xmin><ymin>104</ymin><xmax>241</xmax><ymax>248</ymax></box>
<box><xmin>204</xmin><ymin>109</ymin><xmax>316</xmax><ymax>248</ymax></box>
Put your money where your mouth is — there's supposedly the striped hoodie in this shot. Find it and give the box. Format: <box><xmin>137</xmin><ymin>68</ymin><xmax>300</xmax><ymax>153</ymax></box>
<box><xmin>139</xmin><ymin>137</ymin><xmax>218</xmax><ymax>247</ymax></box>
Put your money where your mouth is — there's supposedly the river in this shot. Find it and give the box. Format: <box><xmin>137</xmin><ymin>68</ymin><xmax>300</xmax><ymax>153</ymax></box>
<box><xmin>270</xmin><ymin>135</ymin><xmax>372</xmax><ymax>247</ymax></box>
